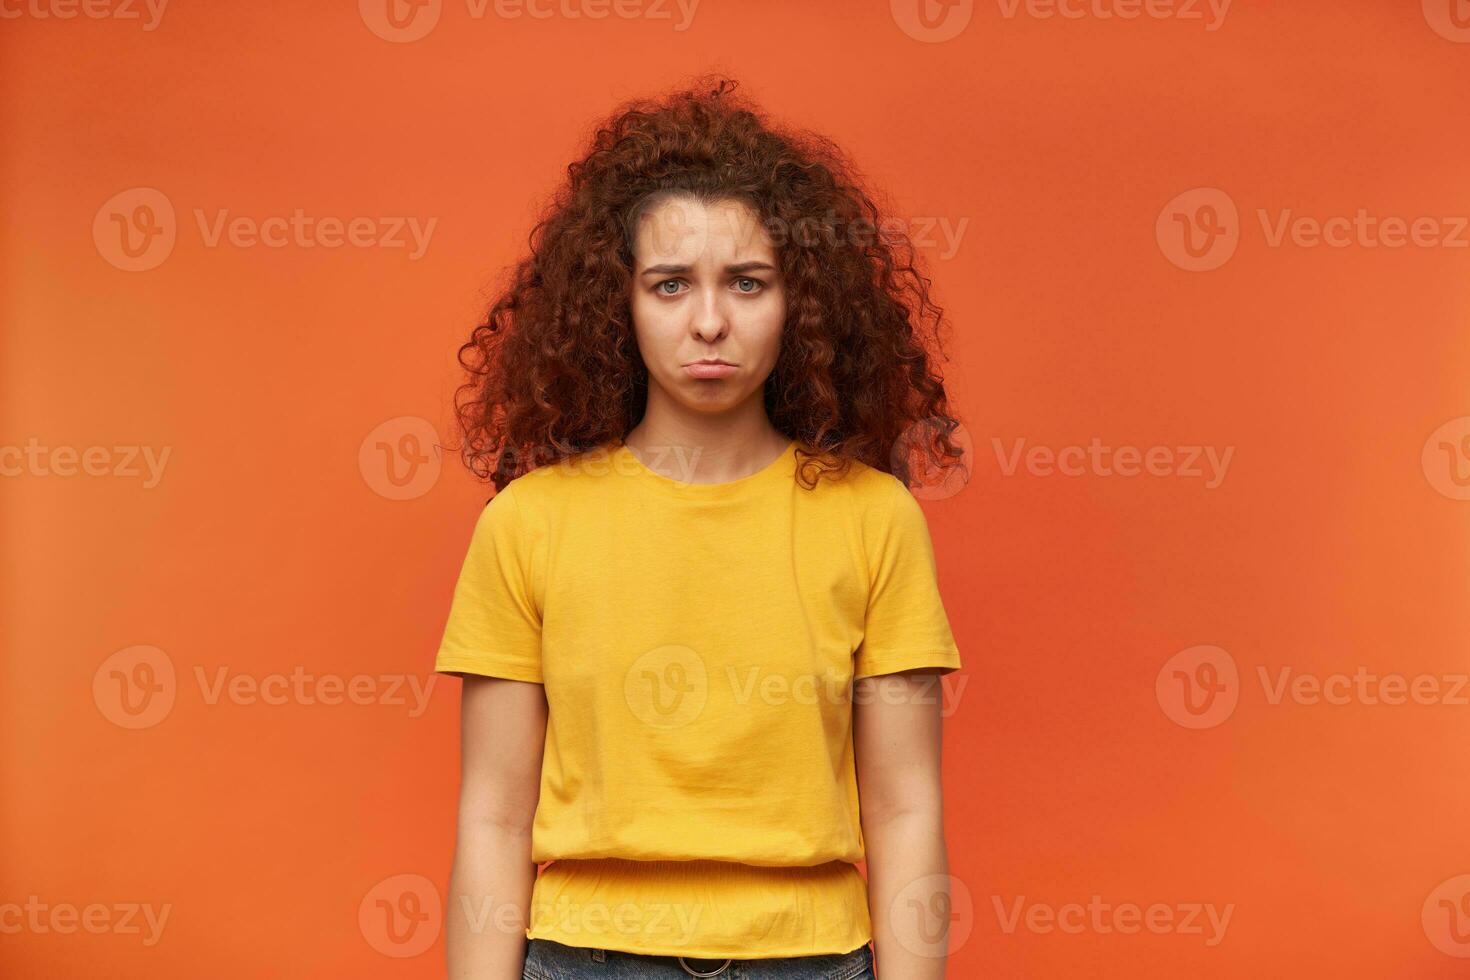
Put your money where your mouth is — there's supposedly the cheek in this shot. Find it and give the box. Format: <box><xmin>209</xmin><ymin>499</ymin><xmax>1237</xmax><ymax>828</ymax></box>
<box><xmin>629</xmin><ymin>292</ymin><xmax>663</xmax><ymax>338</ymax></box>
<box><xmin>629</xmin><ymin>289</ymin><xmax>652</xmax><ymax>327</ymax></box>
<box><xmin>630</xmin><ymin>300</ymin><xmax>680</xmax><ymax>359</ymax></box>
<box><xmin>754</xmin><ymin>293</ymin><xmax>786</xmax><ymax>355</ymax></box>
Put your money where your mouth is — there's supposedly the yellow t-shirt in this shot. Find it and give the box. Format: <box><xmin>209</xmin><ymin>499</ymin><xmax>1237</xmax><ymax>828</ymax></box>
<box><xmin>434</xmin><ymin>437</ymin><xmax>961</xmax><ymax>958</ymax></box>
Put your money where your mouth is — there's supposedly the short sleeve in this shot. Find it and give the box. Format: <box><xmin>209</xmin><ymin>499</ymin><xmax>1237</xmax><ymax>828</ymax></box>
<box><xmin>434</xmin><ymin>484</ymin><xmax>543</xmax><ymax>683</ymax></box>
<box><xmin>854</xmin><ymin>478</ymin><xmax>962</xmax><ymax>680</ymax></box>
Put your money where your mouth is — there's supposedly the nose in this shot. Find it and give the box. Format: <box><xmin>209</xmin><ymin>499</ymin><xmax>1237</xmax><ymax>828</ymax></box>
<box><xmin>689</xmin><ymin>286</ymin><xmax>730</xmax><ymax>343</ymax></box>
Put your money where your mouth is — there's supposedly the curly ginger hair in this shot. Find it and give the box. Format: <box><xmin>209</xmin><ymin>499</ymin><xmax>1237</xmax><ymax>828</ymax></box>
<box><xmin>454</xmin><ymin>75</ymin><xmax>965</xmax><ymax>493</ymax></box>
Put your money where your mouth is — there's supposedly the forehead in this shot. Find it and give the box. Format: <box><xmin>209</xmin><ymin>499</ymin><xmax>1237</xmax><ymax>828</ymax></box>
<box><xmin>630</xmin><ymin>195</ymin><xmax>776</xmax><ymax>266</ymax></box>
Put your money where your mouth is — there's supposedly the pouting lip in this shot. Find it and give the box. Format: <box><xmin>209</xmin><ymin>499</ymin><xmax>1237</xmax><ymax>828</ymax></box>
<box><xmin>687</xmin><ymin>358</ymin><xmax>736</xmax><ymax>366</ymax></box>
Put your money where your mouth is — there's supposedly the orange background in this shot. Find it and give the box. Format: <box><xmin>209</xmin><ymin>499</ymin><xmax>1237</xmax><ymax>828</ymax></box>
<box><xmin>3</xmin><ymin>0</ymin><xmax>1469</xmax><ymax>976</ymax></box>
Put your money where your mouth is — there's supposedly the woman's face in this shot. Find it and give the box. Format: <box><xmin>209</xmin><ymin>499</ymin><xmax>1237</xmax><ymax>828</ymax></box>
<box><xmin>627</xmin><ymin>194</ymin><xmax>786</xmax><ymax>418</ymax></box>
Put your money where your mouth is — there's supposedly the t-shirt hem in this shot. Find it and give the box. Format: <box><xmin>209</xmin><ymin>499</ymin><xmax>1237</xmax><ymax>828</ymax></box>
<box><xmin>523</xmin><ymin>925</ymin><xmax>874</xmax><ymax>960</ymax></box>
<box><xmin>434</xmin><ymin>653</ymin><xmax>543</xmax><ymax>684</ymax></box>
<box><xmin>526</xmin><ymin>857</ymin><xmax>872</xmax><ymax>959</ymax></box>
<box><xmin>853</xmin><ymin>646</ymin><xmax>961</xmax><ymax>679</ymax></box>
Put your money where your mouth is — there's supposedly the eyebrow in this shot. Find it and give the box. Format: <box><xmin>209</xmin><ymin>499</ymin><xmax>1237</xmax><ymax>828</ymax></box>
<box><xmin>638</xmin><ymin>261</ymin><xmax>778</xmax><ymax>277</ymax></box>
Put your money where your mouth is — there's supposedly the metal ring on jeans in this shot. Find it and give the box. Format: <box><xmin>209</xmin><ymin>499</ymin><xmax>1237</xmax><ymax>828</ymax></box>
<box><xmin>677</xmin><ymin>955</ymin><xmax>733</xmax><ymax>977</ymax></box>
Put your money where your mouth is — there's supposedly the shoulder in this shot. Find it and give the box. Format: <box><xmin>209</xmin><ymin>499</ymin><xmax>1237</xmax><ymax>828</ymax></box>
<box><xmin>825</xmin><ymin>459</ymin><xmax>938</xmax><ymax>569</ymax></box>
<box><xmin>795</xmin><ymin>451</ymin><xmax>927</xmax><ymax>553</ymax></box>
<box><xmin>486</xmin><ymin>441</ymin><xmax>621</xmax><ymax>512</ymax></box>
<box><xmin>820</xmin><ymin>453</ymin><xmax>913</xmax><ymax>517</ymax></box>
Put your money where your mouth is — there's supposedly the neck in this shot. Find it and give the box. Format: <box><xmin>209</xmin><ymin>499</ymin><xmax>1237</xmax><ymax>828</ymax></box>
<box><xmin>625</xmin><ymin>393</ymin><xmax>789</xmax><ymax>484</ymax></box>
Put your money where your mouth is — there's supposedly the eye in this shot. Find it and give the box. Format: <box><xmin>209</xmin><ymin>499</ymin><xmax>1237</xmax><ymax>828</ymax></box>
<box><xmin>733</xmin><ymin>277</ymin><xmax>764</xmax><ymax>293</ymax></box>
<box><xmin>653</xmin><ymin>278</ymin><xmax>686</xmax><ymax>296</ymax></box>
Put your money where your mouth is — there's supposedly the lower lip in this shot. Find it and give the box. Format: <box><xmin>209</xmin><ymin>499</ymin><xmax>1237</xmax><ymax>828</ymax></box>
<box><xmin>684</xmin><ymin>363</ymin><xmax>737</xmax><ymax>379</ymax></box>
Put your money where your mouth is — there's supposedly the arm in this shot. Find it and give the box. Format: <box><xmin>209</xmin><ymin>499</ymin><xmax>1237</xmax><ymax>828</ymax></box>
<box><xmin>445</xmin><ymin>674</ymin><xmax>548</xmax><ymax>980</ymax></box>
<box><xmin>854</xmin><ymin>667</ymin><xmax>952</xmax><ymax>980</ymax></box>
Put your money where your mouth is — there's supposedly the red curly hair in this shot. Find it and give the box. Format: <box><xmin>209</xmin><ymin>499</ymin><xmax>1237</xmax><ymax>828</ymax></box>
<box><xmin>453</xmin><ymin>74</ymin><xmax>964</xmax><ymax>493</ymax></box>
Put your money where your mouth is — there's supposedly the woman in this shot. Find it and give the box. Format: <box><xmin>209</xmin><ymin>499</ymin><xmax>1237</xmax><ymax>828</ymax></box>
<box><xmin>436</xmin><ymin>76</ymin><xmax>965</xmax><ymax>980</ymax></box>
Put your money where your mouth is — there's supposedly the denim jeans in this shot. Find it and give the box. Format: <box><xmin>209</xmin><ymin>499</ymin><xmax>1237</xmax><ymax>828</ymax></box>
<box><xmin>521</xmin><ymin>937</ymin><xmax>875</xmax><ymax>979</ymax></box>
